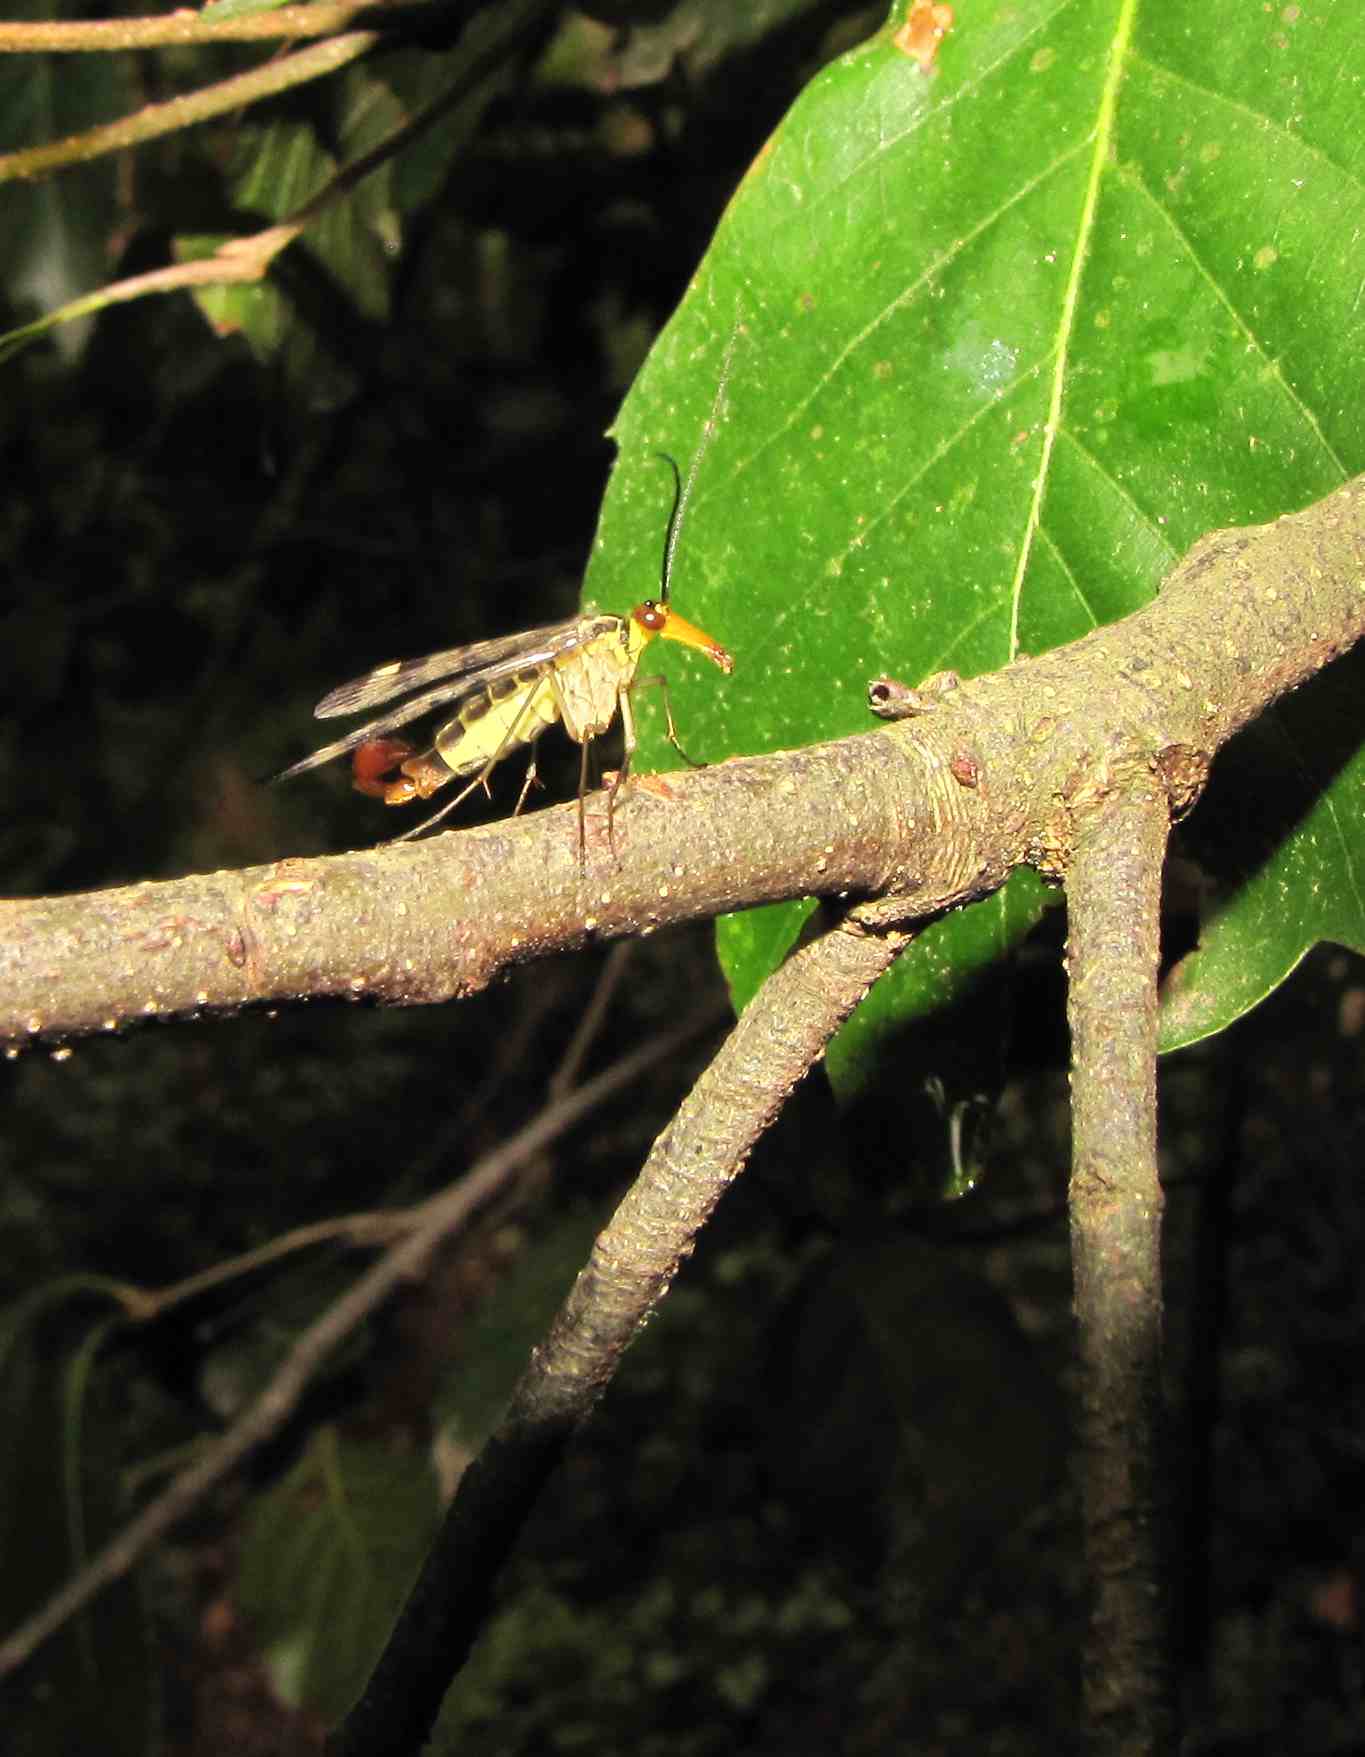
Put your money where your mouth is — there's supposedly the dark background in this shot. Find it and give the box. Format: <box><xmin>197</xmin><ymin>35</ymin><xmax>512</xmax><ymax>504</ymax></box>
<box><xmin>3</xmin><ymin>5</ymin><xmax>1364</xmax><ymax>1751</ymax></box>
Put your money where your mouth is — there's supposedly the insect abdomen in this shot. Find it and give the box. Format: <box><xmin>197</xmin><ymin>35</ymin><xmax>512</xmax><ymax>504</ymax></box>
<box><xmin>434</xmin><ymin>668</ymin><xmax>560</xmax><ymax>777</ymax></box>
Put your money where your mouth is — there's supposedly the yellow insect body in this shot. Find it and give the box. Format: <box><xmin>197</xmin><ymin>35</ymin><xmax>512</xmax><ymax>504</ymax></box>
<box><xmin>278</xmin><ymin>592</ymin><xmax>729</xmax><ymax>842</ymax></box>
<box><xmin>279</xmin><ymin>325</ymin><xmax>742</xmax><ymax>842</ymax></box>
<box><xmin>549</xmin><ymin>615</ymin><xmax>649</xmax><ymax>745</ymax></box>
<box><xmin>432</xmin><ymin>614</ymin><xmax>643</xmax><ymax>784</ymax></box>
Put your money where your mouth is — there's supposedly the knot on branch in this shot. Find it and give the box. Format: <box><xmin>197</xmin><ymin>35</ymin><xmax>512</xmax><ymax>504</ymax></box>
<box><xmin>1153</xmin><ymin>744</ymin><xmax>1212</xmax><ymax>819</ymax></box>
<box><xmin>1030</xmin><ymin>751</ymin><xmax>1185</xmax><ymax>884</ymax></box>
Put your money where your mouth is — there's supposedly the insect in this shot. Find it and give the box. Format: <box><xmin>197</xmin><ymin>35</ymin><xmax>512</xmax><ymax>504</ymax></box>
<box><xmin>277</xmin><ymin>347</ymin><xmax>738</xmax><ymax>850</ymax></box>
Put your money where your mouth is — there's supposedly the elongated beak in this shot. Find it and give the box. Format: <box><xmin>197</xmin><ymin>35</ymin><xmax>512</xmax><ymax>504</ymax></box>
<box><xmin>658</xmin><ymin>607</ymin><xmax>734</xmax><ymax>674</ymax></box>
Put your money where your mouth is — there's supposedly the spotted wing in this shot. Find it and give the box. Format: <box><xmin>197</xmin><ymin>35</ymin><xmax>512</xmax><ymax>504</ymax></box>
<box><xmin>314</xmin><ymin>617</ymin><xmax>593</xmax><ymax>717</ymax></box>
<box><xmin>276</xmin><ymin>674</ymin><xmax>520</xmax><ymax>781</ymax></box>
<box><xmin>276</xmin><ymin>616</ymin><xmax>619</xmax><ymax>784</ymax></box>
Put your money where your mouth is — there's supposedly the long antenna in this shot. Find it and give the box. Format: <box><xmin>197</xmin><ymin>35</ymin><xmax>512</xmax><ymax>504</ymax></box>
<box><xmin>657</xmin><ymin>318</ymin><xmax>743</xmax><ymax>603</ymax></box>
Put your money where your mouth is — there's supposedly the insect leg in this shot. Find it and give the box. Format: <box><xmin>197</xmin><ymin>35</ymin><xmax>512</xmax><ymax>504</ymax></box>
<box><xmin>577</xmin><ymin>738</ymin><xmax>592</xmax><ymax>860</ymax></box>
<box><xmin>539</xmin><ymin>667</ymin><xmax>611</xmax><ymax>864</ymax></box>
<box><xmin>631</xmin><ymin>673</ymin><xmax>704</xmax><ymax>768</ymax></box>
<box><xmin>391</xmin><ymin>685</ymin><xmax>551</xmax><ymax>842</ymax></box>
<box><xmin>513</xmin><ymin>748</ymin><xmax>543</xmax><ymax>817</ymax></box>
<box><xmin>389</xmin><ymin>769</ymin><xmax>496</xmax><ymax>841</ymax></box>
<box><xmin>599</xmin><ymin>683</ymin><xmax>640</xmax><ymax>853</ymax></box>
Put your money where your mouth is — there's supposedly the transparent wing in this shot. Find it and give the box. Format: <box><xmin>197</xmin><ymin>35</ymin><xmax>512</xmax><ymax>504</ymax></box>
<box><xmin>314</xmin><ymin>617</ymin><xmax>608</xmax><ymax>717</ymax></box>
<box><xmin>275</xmin><ymin>674</ymin><xmax>518</xmax><ymax>782</ymax></box>
<box><xmin>276</xmin><ymin>614</ymin><xmax>624</xmax><ymax>784</ymax></box>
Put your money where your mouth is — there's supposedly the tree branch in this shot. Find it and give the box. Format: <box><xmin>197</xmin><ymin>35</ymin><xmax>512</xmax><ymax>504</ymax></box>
<box><xmin>335</xmin><ymin>902</ymin><xmax>913</xmax><ymax>1756</ymax></box>
<box><xmin>4</xmin><ymin>479</ymin><xmax>1362</xmax><ymax>1741</ymax></box>
<box><xmin>1066</xmin><ymin>782</ymin><xmax>1175</xmax><ymax>1755</ymax></box>
<box><xmin>4</xmin><ymin>472</ymin><xmax>1362</xmax><ymax>1050</ymax></box>
<box><xmin>0</xmin><ymin>1009</ymin><xmax>716</xmax><ymax>1681</ymax></box>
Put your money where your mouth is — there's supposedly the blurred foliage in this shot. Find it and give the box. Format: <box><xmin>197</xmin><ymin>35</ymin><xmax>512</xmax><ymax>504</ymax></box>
<box><xmin>237</xmin><ymin>1429</ymin><xmax>439</xmax><ymax>1722</ymax></box>
<box><xmin>0</xmin><ymin>1289</ymin><xmax>158</xmax><ymax>1757</ymax></box>
<box><xmin>2</xmin><ymin>2</ymin><xmax>1365</xmax><ymax>1754</ymax></box>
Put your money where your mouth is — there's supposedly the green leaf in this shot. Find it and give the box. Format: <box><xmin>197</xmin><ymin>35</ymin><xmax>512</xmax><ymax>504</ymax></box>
<box><xmin>714</xmin><ymin>899</ymin><xmax>817</xmax><ymax>1018</ymax></box>
<box><xmin>174</xmin><ymin>231</ymin><xmax>271</xmax><ymax>345</ymax></box>
<box><xmin>1160</xmin><ymin>651</ymin><xmax>1365</xmax><ymax>1049</ymax></box>
<box><xmin>0</xmin><ymin>51</ymin><xmax>123</xmax><ymax>361</ymax></box>
<box><xmin>237</xmin><ymin>1428</ymin><xmax>439</xmax><ymax>1720</ymax></box>
<box><xmin>380</xmin><ymin>3</ymin><xmax>561</xmax><ymax>214</ymax></box>
<box><xmin>0</xmin><ymin>1286</ymin><xmax>156</xmax><ymax>1756</ymax></box>
<box><xmin>179</xmin><ymin>110</ymin><xmax>393</xmax><ymax>393</ymax></box>
<box><xmin>434</xmin><ymin>1205</ymin><xmax>607</xmax><ymax>1450</ymax></box>
<box><xmin>538</xmin><ymin>0</ymin><xmax>831</xmax><ymax>90</ymax></box>
<box><xmin>824</xmin><ymin>869</ymin><xmax>1050</xmax><ymax>1103</ymax></box>
<box><xmin>584</xmin><ymin>0</ymin><xmax>1365</xmax><ymax>1077</ymax></box>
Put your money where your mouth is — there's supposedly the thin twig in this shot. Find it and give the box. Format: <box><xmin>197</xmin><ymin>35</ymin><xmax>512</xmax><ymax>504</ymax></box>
<box><xmin>108</xmin><ymin>1210</ymin><xmax>419</xmax><ymax>1325</ymax></box>
<box><xmin>335</xmin><ymin>905</ymin><xmax>914</xmax><ymax>1756</ymax></box>
<box><xmin>0</xmin><ymin>3</ymin><xmax>413</xmax><ymax>52</ymax></box>
<box><xmin>0</xmin><ymin>1010</ymin><xmax>716</xmax><ymax>1682</ymax></box>
<box><xmin>0</xmin><ymin>0</ymin><xmax>556</xmax><ymax>366</ymax></box>
<box><xmin>549</xmin><ymin>943</ymin><xmax>635</xmax><ymax>1100</ymax></box>
<box><xmin>1</xmin><ymin>0</ymin><xmax>553</xmax><ymax>185</ymax></box>
<box><xmin>0</xmin><ymin>34</ymin><xmax>379</xmax><ymax>183</ymax></box>
<box><xmin>451</xmin><ymin>968</ymin><xmax>573</xmax><ymax>1138</ymax></box>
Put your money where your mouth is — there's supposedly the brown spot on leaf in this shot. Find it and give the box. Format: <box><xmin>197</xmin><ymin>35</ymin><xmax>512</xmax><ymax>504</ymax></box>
<box><xmin>893</xmin><ymin>2</ymin><xmax>954</xmax><ymax>74</ymax></box>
